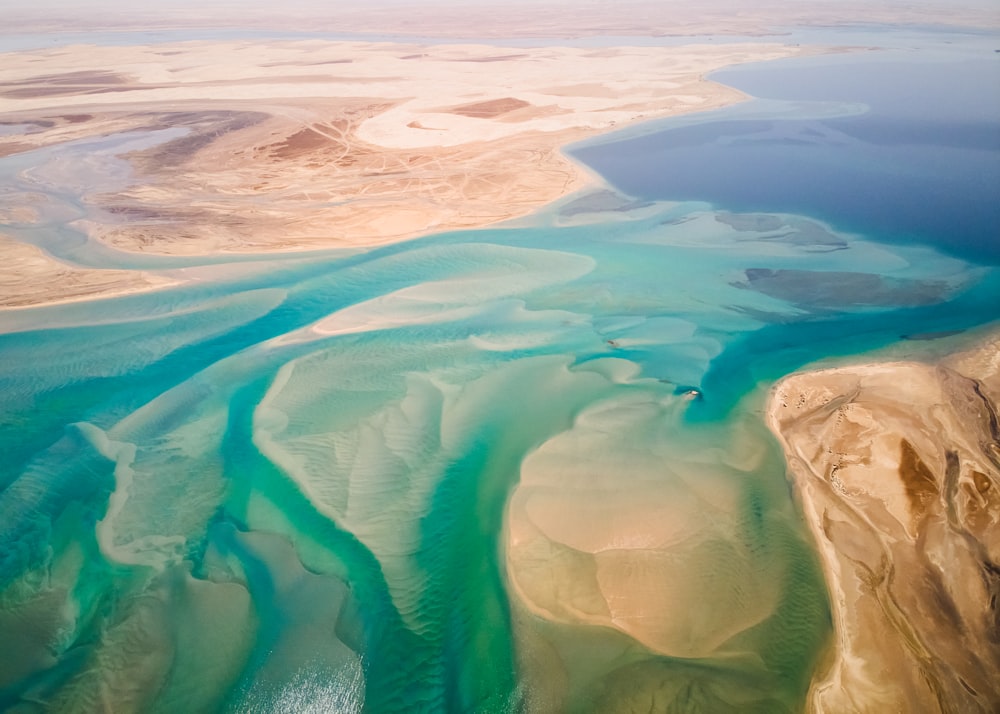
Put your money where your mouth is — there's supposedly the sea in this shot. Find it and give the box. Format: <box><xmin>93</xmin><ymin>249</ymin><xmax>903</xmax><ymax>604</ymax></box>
<box><xmin>0</xmin><ymin>25</ymin><xmax>997</xmax><ymax>714</ymax></box>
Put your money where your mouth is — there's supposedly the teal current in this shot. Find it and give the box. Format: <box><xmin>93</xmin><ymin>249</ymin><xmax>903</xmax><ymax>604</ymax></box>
<box><xmin>0</xmin><ymin>32</ymin><xmax>998</xmax><ymax>714</ymax></box>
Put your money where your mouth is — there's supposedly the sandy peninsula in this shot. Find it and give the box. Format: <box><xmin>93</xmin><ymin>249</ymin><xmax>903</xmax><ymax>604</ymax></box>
<box><xmin>0</xmin><ymin>39</ymin><xmax>810</xmax><ymax>307</ymax></box>
<box><xmin>767</xmin><ymin>333</ymin><xmax>1000</xmax><ymax>713</ymax></box>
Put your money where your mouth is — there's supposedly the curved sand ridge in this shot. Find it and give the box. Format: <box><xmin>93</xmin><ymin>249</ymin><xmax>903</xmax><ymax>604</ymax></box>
<box><xmin>251</xmin><ymin>242</ymin><xmax>601</xmax><ymax>635</ymax></box>
<box><xmin>506</xmin><ymin>392</ymin><xmax>784</xmax><ymax>657</ymax></box>
<box><xmin>0</xmin><ymin>234</ymin><xmax>178</xmax><ymax>308</ymax></box>
<box><xmin>767</xmin><ymin>333</ymin><xmax>1000</xmax><ymax>713</ymax></box>
<box><xmin>501</xmin><ymin>377</ymin><xmax>831</xmax><ymax>711</ymax></box>
<box><xmin>0</xmin><ymin>39</ymin><xmax>808</xmax><ymax>306</ymax></box>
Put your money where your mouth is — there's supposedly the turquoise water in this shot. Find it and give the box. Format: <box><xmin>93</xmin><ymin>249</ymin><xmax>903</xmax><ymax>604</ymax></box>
<box><xmin>1</xmin><ymin>33</ymin><xmax>998</xmax><ymax>713</ymax></box>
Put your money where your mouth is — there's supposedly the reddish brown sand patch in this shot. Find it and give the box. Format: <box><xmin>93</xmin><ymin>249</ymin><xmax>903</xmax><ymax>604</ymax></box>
<box><xmin>449</xmin><ymin>97</ymin><xmax>532</xmax><ymax>118</ymax></box>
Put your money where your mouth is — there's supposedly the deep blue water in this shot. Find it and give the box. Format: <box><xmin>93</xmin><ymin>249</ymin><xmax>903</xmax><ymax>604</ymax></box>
<box><xmin>572</xmin><ymin>49</ymin><xmax>1000</xmax><ymax>263</ymax></box>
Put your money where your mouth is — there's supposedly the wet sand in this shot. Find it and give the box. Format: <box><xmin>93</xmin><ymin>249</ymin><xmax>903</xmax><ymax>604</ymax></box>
<box><xmin>505</xmin><ymin>392</ymin><xmax>780</xmax><ymax>659</ymax></box>
<box><xmin>0</xmin><ymin>234</ymin><xmax>177</xmax><ymax>308</ymax></box>
<box><xmin>767</xmin><ymin>333</ymin><xmax>1000</xmax><ymax>712</ymax></box>
<box><xmin>0</xmin><ymin>39</ymin><xmax>807</xmax><ymax>307</ymax></box>
<box><xmin>502</xmin><ymin>375</ymin><xmax>833</xmax><ymax>711</ymax></box>
<box><xmin>1</xmin><ymin>18</ymin><xmax>996</xmax><ymax>711</ymax></box>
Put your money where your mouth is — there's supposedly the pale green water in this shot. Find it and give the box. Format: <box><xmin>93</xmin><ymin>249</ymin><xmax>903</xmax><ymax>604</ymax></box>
<box><xmin>0</xmin><ymin>35</ymin><xmax>998</xmax><ymax>714</ymax></box>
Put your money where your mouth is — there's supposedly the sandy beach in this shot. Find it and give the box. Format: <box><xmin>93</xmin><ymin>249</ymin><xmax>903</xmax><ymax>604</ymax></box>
<box><xmin>0</xmin><ymin>39</ymin><xmax>808</xmax><ymax>307</ymax></box>
<box><xmin>766</xmin><ymin>333</ymin><xmax>1000</xmax><ymax>713</ymax></box>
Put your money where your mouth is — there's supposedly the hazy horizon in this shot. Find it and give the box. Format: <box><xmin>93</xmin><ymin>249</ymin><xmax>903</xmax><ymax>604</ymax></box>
<box><xmin>5</xmin><ymin>0</ymin><xmax>999</xmax><ymax>37</ymax></box>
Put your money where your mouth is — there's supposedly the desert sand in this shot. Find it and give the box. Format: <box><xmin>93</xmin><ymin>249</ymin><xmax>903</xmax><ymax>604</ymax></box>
<box><xmin>767</xmin><ymin>333</ymin><xmax>1000</xmax><ymax>713</ymax></box>
<box><xmin>0</xmin><ymin>39</ymin><xmax>808</xmax><ymax>307</ymax></box>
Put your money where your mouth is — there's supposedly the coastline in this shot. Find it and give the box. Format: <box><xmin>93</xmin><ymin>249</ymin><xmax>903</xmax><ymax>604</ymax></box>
<box><xmin>765</xmin><ymin>331</ymin><xmax>1000</xmax><ymax>712</ymax></box>
<box><xmin>0</xmin><ymin>38</ymin><xmax>810</xmax><ymax>307</ymax></box>
<box><xmin>1</xmin><ymin>20</ymin><xmax>997</xmax><ymax>712</ymax></box>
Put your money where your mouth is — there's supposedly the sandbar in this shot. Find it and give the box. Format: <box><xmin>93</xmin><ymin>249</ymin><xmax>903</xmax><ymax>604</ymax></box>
<box><xmin>504</xmin><ymin>389</ymin><xmax>787</xmax><ymax>658</ymax></box>
<box><xmin>0</xmin><ymin>234</ymin><xmax>177</xmax><ymax>309</ymax></box>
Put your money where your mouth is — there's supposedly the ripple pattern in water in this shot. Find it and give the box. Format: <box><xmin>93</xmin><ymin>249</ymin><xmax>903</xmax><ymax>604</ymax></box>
<box><xmin>4</xmin><ymin>37</ymin><xmax>1000</xmax><ymax>708</ymax></box>
<box><xmin>3</xmin><ymin>191</ymin><xmax>998</xmax><ymax>712</ymax></box>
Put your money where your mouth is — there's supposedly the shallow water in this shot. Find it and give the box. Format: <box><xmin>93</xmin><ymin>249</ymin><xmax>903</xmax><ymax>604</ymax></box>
<box><xmin>0</xmin><ymin>30</ymin><xmax>998</xmax><ymax>714</ymax></box>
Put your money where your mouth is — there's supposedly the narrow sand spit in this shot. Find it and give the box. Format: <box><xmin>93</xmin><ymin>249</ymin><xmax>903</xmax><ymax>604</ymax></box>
<box><xmin>767</xmin><ymin>333</ymin><xmax>1000</xmax><ymax>713</ymax></box>
<box><xmin>0</xmin><ymin>40</ymin><xmax>808</xmax><ymax>306</ymax></box>
<box><xmin>0</xmin><ymin>234</ymin><xmax>178</xmax><ymax>308</ymax></box>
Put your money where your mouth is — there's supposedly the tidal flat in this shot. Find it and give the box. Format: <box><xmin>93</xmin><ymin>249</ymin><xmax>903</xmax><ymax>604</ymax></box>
<box><xmin>0</xmin><ymin>17</ymin><xmax>998</xmax><ymax>714</ymax></box>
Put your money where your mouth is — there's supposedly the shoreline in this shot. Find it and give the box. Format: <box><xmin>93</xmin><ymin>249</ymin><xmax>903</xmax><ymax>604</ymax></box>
<box><xmin>1</xmin><ymin>20</ymin><xmax>998</xmax><ymax>712</ymax></box>
<box><xmin>0</xmin><ymin>38</ymin><xmax>811</xmax><ymax>307</ymax></box>
<box><xmin>0</xmin><ymin>234</ymin><xmax>181</xmax><ymax>310</ymax></box>
<box><xmin>765</xmin><ymin>331</ymin><xmax>1000</xmax><ymax>712</ymax></box>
